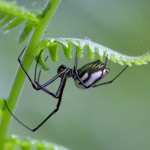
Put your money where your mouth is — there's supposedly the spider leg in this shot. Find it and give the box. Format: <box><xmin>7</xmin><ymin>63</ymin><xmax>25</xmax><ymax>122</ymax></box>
<box><xmin>92</xmin><ymin>65</ymin><xmax>128</xmax><ymax>87</ymax></box>
<box><xmin>5</xmin><ymin>70</ymin><xmax>68</xmax><ymax>131</ymax></box>
<box><xmin>73</xmin><ymin>52</ymin><xmax>90</xmax><ymax>88</ymax></box>
<box><xmin>4</xmin><ymin>100</ymin><xmax>34</xmax><ymax>131</ymax></box>
<box><xmin>18</xmin><ymin>47</ymin><xmax>60</xmax><ymax>91</ymax></box>
<box><xmin>74</xmin><ymin>70</ymin><xmax>90</xmax><ymax>88</ymax></box>
<box><xmin>27</xmin><ymin>71</ymin><xmax>68</xmax><ymax>131</ymax></box>
<box><xmin>35</xmin><ymin>51</ymin><xmax>49</xmax><ymax>83</ymax></box>
<box><xmin>18</xmin><ymin>47</ymin><xmax>38</xmax><ymax>89</ymax></box>
<box><xmin>37</xmin><ymin>68</ymin><xmax>42</xmax><ymax>84</ymax></box>
<box><xmin>4</xmin><ymin>94</ymin><xmax>63</xmax><ymax>132</ymax></box>
<box><xmin>35</xmin><ymin>69</ymin><xmax>69</xmax><ymax>98</ymax></box>
<box><xmin>34</xmin><ymin>53</ymin><xmax>67</xmax><ymax>94</ymax></box>
<box><xmin>31</xmin><ymin>94</ymin><xmax>63</xmax><ymax>131</ymax></box>
<box><xmin>74</xmin><ymin>51</ymin><xmax>78</xmax><ymax>69</ymax></box>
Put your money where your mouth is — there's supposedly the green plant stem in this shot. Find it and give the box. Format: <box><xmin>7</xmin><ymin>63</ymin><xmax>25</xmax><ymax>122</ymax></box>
<box><xmin>0</xmin><ymin>0</ymin><xmax>61</xmax><ymax>148</ymax></box>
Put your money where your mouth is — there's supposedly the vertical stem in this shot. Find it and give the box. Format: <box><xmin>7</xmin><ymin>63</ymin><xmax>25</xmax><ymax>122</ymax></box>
<box><xmin>0</xmin><ymin>0</ymin><xmax>61</xmax><ymax>148</ymax></box>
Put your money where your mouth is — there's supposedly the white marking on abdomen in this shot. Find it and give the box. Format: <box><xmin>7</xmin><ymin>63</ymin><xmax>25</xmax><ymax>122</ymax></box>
<box><xmin>80</xmin><ymin>72</ymin><xmax>89</xmax><ymax>81</ymax></box>
<box><xmin>85</xmin><ymin>69</ymin><xmax>107</xmax><ymax>86</ymax></box>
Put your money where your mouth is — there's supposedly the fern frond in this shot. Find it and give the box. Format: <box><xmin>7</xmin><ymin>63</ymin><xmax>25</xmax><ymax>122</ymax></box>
<box><xmin>0</xmin><ymin>1</ymin><xmax>40</xmax><ymax>42</ymax></box>
<box><xmin>0</xmin><ymin>1</ymin><xmax>39</xmax><ymax>23</ymax></box>
<box><xmin>4</xmin><ymin>17</ymin><xmax>24</xmax><ymax>30</ymax></box>
<box><xmin>4</xmin><ymin>135</ymin><xmax>69</xmax><ymax>150</ymax></box>
<box><xmin>19</xmin><ymin>20</ymin><xmax>37</xmax><ymax>43</ymax></box>
<box><xmin>38</xmin><ymin>38</ymin><xmax>150</xmax><ymax>69</ymax></box>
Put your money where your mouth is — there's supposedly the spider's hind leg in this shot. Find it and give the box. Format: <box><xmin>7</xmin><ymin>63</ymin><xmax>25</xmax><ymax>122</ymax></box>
<box><xmin>92</xmin><ymin>65</ymin><xmax>128</xmax><ymax>87</ymax></box>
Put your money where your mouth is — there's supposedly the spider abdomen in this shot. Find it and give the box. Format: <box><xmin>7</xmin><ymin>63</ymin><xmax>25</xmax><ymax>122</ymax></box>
<box><xmin>75</xmin><ymin>68</ymin><xmax>109</xmax><ymax>89</ymax></box>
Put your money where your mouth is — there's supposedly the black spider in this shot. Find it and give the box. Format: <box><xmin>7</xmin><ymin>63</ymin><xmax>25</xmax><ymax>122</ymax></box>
<box><xmin>5</xmin><ymin>47</ymin><xmax>128</xmax><ymax>131</ymax></box>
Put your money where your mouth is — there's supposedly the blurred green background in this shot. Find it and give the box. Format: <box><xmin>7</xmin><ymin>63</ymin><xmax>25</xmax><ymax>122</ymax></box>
<box><xmin>0</xmin><ymin>0</ymin><xmax>150</xmax><ymax>150</ymax></box>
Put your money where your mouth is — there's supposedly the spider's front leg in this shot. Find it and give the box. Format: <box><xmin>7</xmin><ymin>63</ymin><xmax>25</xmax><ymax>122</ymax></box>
<box><xmin>18</xmin><ymin>47</ymin><xmax>62</xmax><ymax>94</ymax></box>
<box><xmin>18</xmin><ymin>47</ymin><xmax>42</xmax><ymax>90</ymax></box>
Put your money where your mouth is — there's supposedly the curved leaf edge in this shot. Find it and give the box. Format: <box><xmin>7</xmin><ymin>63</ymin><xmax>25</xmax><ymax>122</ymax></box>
<box><xmin>37</xmin><ymin>38</ymin><xmax>150</xmax><ymax>70</ymax></box>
